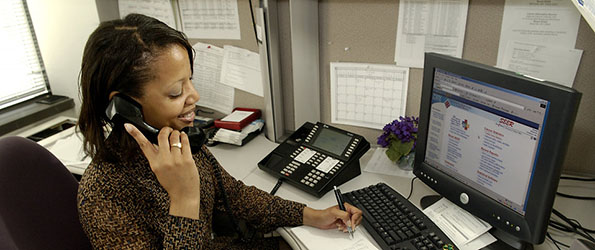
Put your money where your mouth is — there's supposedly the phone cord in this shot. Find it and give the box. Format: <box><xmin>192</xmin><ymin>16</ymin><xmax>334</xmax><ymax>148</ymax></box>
<box><xmin>200</xmin><ymin>148</ymin><xmax>243</xmax><ymax>240</ymax></box>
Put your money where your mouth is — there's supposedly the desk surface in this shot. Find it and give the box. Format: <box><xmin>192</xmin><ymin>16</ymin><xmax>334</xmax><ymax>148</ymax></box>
<box><xmin>9</xmin><ymin>118</ymin><xmax>592</xmax><ymax>250</ymax></box>
<box><xmin>210</xmin><ymin>133</ymin><xmax>595</xmax><ymax>250</ymax></box>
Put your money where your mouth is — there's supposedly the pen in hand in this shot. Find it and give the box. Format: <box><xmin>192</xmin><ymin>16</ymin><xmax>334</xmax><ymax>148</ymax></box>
<box><xmin>333</xmin><ymin>186</ymin><xmax>354</xmax><ymax>239</ymax></box>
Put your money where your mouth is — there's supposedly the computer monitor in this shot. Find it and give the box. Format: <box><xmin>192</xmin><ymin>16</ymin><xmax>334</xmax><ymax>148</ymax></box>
<box><xmin>414</xmin><ymin>53</ymin><xmax>581</xmax><ymax>249</ymax></box>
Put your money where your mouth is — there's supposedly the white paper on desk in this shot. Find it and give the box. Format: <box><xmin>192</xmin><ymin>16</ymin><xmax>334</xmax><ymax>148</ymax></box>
<box><xmin>330</xmin><ymin>62</ymin><xmax>409</xmax><ymax>130</ymax></box>
<box><xmin>290</xmin><ymin>225</ymin><xmax>380</xmax><ymax>250</ymax></box>
<box><xmin>213</xmin><ymin>120</ymin><xmax>264</xmax><ymax>145</ymax></box>
<box><xmin>364</xmin><ymin>148</ymin><xmax>415</xmax><ymax>178</ymax></box>
<box><xmin>221</xmin><ymin>110</ymin><xmax>254</xmax><ymax>122</ymax></box>
<box><xmin>46</xmin><ymin>132</ymin><xmax>91</xmax><ymax>168</ymax></box>
<box><xmin>423</xmin><ymin>198</ymin><xmax>492</xmax><ymax>246</ymax></box>
<box><xmin>220</xmin><ymin>45</ymin><xmax>263</xmax><ymax>97</ymax></box>
<box><xmin>118</xmin><ymin>0</ymin><xmax>177</xmax><ymax>29</ymax></box>
<box><xmin>497</xmin><ymin>0</ymin><xmax>580</xmax><ymax>67</ymax></box>
<box><xmin>213</xmin><ymin>128</ymin><xmax>242</xmax><ymax>145</ymax></box>
<box><xmin>394</xmin><ymin>0</ymin><xmax>469</xmax><ymax>68</ymax></box>
<box><xmin>500</xmin><ymin>41</ymin><xmax>582</xmax><ymax>88</ymax></box>
<box><xmin>458</xmin><ymin>232</ymin><xmax>496</xmax><ymax>250</ymax></box>
<box><xmin>178</xmin><ymin>0</ymin><xmax>241</xmax><ymax>40</ymax></box>
<box><xmin>192</xmin><ymin>42</ymin><xmax>235</xmax><ymax>114</ymax></box>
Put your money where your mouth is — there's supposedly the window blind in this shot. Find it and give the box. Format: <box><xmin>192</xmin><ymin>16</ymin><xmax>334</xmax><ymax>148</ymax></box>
<box><xmin>0</xmin><ymin>0</ymin><xmax>50</xmax><ymax>110</ymax></box>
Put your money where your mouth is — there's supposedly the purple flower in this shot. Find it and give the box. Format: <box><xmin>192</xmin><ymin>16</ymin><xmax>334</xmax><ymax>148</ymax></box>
<box><xmin>377</xmin><ymin>116</ymin><xmax>419</xmax><ymax>151</ymax></box>
<box><xmin>377</xmin><ymin>133</ymin><xmax>390</xmax><ymax>147</ymax></box>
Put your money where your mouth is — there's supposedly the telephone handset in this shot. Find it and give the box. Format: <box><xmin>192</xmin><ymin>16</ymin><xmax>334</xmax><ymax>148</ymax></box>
<box><xmin>105</xmin><ymin>94</ymin><xmax>255</xmax><ymax>242</ymax></box>
<box><xmin>258</xmin><ymin>122</ymin><xmax>370</xmax><ymax>197</ymax></box>
<box><xmin>105</xmin><ymin>94</ymin><xmax>206</xmax><ymax>153</ymax></box>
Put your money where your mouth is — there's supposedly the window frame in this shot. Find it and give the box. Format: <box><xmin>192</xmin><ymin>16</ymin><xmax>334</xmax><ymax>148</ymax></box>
<box><xmin>0</xmin><ymin>0</ymin><xmax>52</xmax><ymax>110</ymax></box>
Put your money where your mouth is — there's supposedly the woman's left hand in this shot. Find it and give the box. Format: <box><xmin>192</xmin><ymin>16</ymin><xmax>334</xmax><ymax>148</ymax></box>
<box><xmin>303</xmin><ymin>203</ymin><xmax>363</xmax><ymax>232</ymax></box>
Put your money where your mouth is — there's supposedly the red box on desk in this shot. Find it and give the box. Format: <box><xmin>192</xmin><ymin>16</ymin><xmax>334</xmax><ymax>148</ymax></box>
<box><xmin>214</xmin><ymin>108</ymin><xmax>261</xmax><ymax>131</ymax></box>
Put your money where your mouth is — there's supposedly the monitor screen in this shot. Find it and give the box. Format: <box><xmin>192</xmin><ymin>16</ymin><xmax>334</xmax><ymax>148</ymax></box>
<box><xmin>425</xmin><ymin>68</ymin><xmax>548</xmax><ymax>215</ymax></box>
<box><xmin>312</xmin><ymin>128</ymin><xmax>352</xmax><ymax>156</ymax></box>
<box><xmin>415</xmin><ymin>53</ymin><xmax>581</xmax><ymax>246</ymax></box>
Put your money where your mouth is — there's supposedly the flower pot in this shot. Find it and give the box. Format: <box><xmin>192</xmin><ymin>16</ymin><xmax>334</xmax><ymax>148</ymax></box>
<box><xmin>396</xmin><ymin>152</ymin><xmax>414</xmax><ymax>171</ymax></box>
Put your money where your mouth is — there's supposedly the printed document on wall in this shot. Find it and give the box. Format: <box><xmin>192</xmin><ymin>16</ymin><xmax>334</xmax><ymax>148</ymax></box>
<box><xmin>499</xmin><ymin>41</ymin><xmax>583</xmax><ymax>87</ymax></box>
<box><xmin>330</xmin><ymin>63</ymin><xmax>409</xmax><ymax>130</ymax></box>
<box><xmin>497</xmin><ymin>0</ymin><xmax>580</xmax><ymax>67</ymax></box>
<box><xmin>192</xmin><ymin>42</ymin><xmax>235</xmax><ymax>114</ymax></box>
<box><xmin>220</xmin><ymin>45</ymin><xmax>263</xmax><ymax>97</ymax></box>
<box><xmin>394</xmin><ymin>0</ymin><xmax>469</xmax><ymax>68</ymax></box>
<box><xmin>585</xmin><ymin>0</ymin><xmax>595</xmax><ymax>21</ymax></box>
<box><xmin>118</xmin><ymin>0</ymin><xmax>177</xmax><ymax>29</ymax></box>
<box><xmin>178</xmin><ymin>0</ymin><xmax>241</xmax><ymax>40</ymax></box>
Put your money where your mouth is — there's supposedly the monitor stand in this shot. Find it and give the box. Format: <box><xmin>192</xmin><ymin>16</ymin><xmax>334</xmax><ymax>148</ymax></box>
<box><xmin>489</xmin><ymin>228</ymin><xmax>533</xmax><ymax>250</ymax></box>
<box><xmin>420</xmin><ymin>195</ymin><xmax>442</xmax><ymax>210</ymax></box>
<box><xmin>419</xmin><ymin>195</ymin><xmax>533</xmax><ymax>250</ymax></box>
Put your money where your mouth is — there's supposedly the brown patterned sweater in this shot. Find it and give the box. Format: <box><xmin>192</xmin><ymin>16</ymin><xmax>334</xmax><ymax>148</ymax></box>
<box><xmin>77</xmin><ymin>136</ymin><xmax>305</xmax><ymax>249</ymax></box>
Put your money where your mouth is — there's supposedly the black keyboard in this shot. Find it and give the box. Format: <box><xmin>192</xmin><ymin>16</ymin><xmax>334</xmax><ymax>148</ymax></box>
<box><xmin>344</xmin><ymin>183</ymin><xmax>457</xmax><ymax>250</ymax></box>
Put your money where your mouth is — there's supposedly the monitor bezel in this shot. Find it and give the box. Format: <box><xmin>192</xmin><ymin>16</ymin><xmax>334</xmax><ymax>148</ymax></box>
<box><xmin>414</xmin><ymin>53</ymin><xmax>581</xmax><ymax>244</ymax></box>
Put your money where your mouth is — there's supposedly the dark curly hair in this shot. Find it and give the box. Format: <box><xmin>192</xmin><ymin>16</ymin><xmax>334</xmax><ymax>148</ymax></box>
<box><xmin>77</xmin><ymin>14</ymin><xmax>194</xmax><ymax>161</ymax></box>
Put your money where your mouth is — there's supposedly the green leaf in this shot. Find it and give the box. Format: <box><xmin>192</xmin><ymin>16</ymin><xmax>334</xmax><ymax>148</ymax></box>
<box><xmin>386</xmin><ymin>140</ymin><xmax>414</xmax><ymax>162</ymax></box>
<box><xmin>385</xmin><ymin>147</ymin><xmax>402</xmax><ymax>162</ymax></box>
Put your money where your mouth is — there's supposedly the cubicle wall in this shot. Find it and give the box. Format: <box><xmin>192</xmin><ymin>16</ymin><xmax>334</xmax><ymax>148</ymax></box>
<box><xmin>95</xmin><ymin>0</ymin><xmax>266</xmax><ymax>115</ymax></box>
<box><xmin>95</xmin><ymin>0</ymin><xmax>595</xmax><ymax>176</ymax></box>
<box><xmin>312</xmin><ymin>0</ymin><xmax>595</xmax><ymax>176</ymax></box>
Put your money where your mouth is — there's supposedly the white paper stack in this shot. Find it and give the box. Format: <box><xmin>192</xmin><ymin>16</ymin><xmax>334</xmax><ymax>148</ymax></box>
<box><xmin>289</xmin><ymin>225</ymin><xmax>380</xmax><ymax>250</ymax></box>
<box><xmin>45</xmin><ymin>130</ymin><xmax>90</xmax><ymax>175</ymax></box>
<box><xmin>213</xmin><ymin>119</ymin><xmax>264</xmax><ymax>146</ymax></box>
<box><xmin>423</xmin><ymin>198</ymin><xmax>497</xmax><ymax>250</ymax></box>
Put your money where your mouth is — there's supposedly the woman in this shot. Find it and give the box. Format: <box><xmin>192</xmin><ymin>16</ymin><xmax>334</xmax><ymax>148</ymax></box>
<box><xmin>77</xmin><ymin>14</ymin><xmax>362</xmax><ymax>249</ymax></box>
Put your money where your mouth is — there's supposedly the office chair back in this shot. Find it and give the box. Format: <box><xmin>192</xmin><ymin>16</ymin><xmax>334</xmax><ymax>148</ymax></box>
<box><xmin>0</xmin><ymin>136</ymin><xmax>92</xmax><ymax>250</ymax></box>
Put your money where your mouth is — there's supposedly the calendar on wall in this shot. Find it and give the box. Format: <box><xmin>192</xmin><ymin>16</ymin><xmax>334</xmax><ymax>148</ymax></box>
<box><xmin>330</xmin><ymin>62</ymin><xmax>409</xmax><ymax>130</ymax></box>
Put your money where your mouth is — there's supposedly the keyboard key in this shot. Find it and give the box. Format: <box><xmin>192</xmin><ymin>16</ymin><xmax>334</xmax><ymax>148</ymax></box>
<box><xmin>397</xmin><ymin>230</ymin><xmax>407</xmax><ymax>240</ymax></box>
<box><xmin>389</xmin><ymin>230</ymin><xmax>401</xmax><ymax>242</ymax></box>
<box><xmin>385</xmin><ymin>236</ymin><xmax>395</xmax><ymax>245</ymax></box>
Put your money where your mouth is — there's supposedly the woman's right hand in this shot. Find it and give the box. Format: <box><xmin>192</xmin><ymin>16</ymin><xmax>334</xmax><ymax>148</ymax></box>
<box><xmin>124</xmin><ymin>123</ymin><xmax>200</xmax><ymax>219</ymax></box>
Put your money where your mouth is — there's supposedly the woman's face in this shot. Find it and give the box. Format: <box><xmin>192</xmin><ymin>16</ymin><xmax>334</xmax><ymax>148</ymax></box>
<box><xmin>136</xmin><ymin>44</ymin><xmax>199</xmax><ymax>131</ymax></box>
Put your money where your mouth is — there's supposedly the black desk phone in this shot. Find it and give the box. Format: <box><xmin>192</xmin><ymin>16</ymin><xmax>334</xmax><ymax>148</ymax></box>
<box><xmin>105</xmin><ymin>94</ymin><xmax>206</xmax><ymax>152</ymax></box>
<box><xmin>258</xmin><ymin>122</ymin><xmax>370</xmax><ymax>197</ymax></box>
